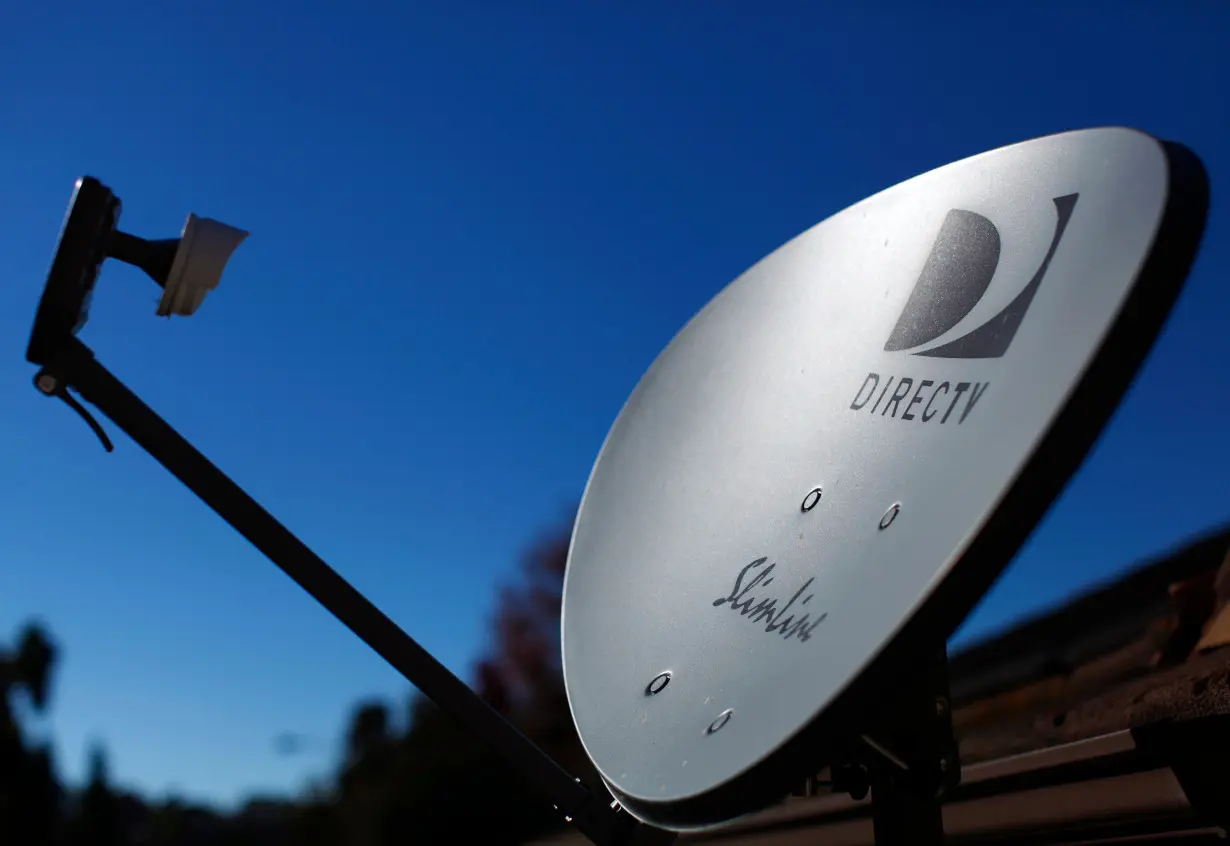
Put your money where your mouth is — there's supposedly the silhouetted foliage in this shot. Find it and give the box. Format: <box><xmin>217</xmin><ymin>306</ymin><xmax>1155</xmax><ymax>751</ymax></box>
<box><xmin>322</xmin><ymin>514</ymin><xmax>588</xmax><ymax>845</ymax></box>
<box><xmin>66</xmin><ymin>744</ymin><xmax>123</xmax><ymax>845</ymax></box>
<box><xmin>0</xmin><ymin>621</ymin><xmax>63</xmax><ymax>843</ymax></box>
<box><xmin>0</xmin><ymin>514</ymin><xmax>591</xmax><ymax>844</ymax></box>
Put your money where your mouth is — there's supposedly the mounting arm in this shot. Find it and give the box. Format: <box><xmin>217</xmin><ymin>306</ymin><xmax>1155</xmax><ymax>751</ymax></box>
<box><xmin>33</xmin><ymin>337</ymin><xmax>671</xmax><ymax>846</ymax></box>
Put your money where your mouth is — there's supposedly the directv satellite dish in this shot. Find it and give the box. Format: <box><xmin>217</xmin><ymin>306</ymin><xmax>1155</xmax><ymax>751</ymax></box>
<box><xmin>560</xmin><ymin>127</ymin><xmax>1209</xmax><ymax>830</ymax></box>
<box><xmin>22</xmin><ymin>128</ymin><xmax>1208</xmax><ymax>846</ymax></box>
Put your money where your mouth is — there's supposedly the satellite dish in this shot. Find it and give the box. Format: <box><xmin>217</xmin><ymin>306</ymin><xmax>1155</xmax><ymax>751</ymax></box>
<box><xmin>23</xmin><ymin>128</ymin><xmax>1210</xmax><ymax>846</ymax></box>
<box><xmin>560</xmin><ymin>127</ymin><xmax>1209</xmax><ymax>830</ymax></box>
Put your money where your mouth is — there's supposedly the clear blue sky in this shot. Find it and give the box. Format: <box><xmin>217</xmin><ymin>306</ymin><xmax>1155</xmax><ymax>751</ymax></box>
<box><xmin>2</xmin><ymin>0</ymin><xmax>1227</xmax><ymax>810</ymax></box>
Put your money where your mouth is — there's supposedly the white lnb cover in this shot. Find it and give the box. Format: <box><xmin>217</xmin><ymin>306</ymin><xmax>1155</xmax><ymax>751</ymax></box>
<box><xmin>157</xmin><ymin>214</ymin><xmax>249</xmax><ymax>317</ymax></box>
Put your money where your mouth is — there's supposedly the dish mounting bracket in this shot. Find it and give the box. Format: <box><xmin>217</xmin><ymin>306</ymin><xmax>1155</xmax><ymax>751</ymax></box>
<box><xmin>822</xmin><ymin>648</ymin><xmax>960</xmax><ymax>846</ymax></box>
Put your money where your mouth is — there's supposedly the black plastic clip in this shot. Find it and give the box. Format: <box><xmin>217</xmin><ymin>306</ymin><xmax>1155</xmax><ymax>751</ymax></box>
<box><xmin>33</xmin><ymin>367</ymin><xmax>114</xmax><ymax>452</ymax></box>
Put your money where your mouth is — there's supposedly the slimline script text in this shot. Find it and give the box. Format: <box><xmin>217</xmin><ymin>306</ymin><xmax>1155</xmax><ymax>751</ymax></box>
<box><xmin>712</xmin><ymin>557</ymin><xmax>827</xmax><ymax>643</ymax></box>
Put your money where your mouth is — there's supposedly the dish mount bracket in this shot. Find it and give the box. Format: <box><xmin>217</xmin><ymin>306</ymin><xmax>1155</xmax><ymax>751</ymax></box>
<box><xmin>818</xmin><ymin>648</ymin><xmax>960</xmax><ymax>846</ymax></box>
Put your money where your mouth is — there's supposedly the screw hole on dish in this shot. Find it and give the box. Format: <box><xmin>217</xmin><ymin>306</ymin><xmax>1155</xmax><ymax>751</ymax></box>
<box><xmin>879</xmin><ymin>502</ymin><xmax>900</xmax><ymax>530</ymax></box>
<box><xmin>645</xmin><ymin>672</ymin><xmax>671</xmax><ymax>696</ymax></box>
<box><xmin>707</xmin><ymin>709</ymin><xmax>733</xmax><ymax>734</ymax></box>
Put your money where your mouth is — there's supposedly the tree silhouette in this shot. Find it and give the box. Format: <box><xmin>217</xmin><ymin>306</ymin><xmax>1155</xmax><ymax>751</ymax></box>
<box><xmin>67</xmin><ymin>744</ymin><xmax>124</xmax><ymax>845</ymax></box>
<box><xmin>0</xmin><ymin>621</ymin><xmax>64</xmax><ymax>844</ymax></box>
<box><xmin>336</xmin><ymin>701</ymin><xmax>397</xmax><ymax>846</ymax></box>
<box><xmin>0</xmin><ymin>512</ymin><xmax>596</xmax><ymax>845</ymax></box>
<box><xmin>383</xmin><ymin>514</ymin><xmax>596</xmax><ymax>843</ymax></box>
<box><xmin>14</xmin><ymin>624</ymin><xmax>55</xmax><ymax>710</ymax></box>
<box><xmin>479</xmin><ymin>515</ymin><xmax>598</xmax><ymax>783</ymax></box>
<box><xmin>322</xmin><ymin>512</ymin><xmax>595</xmax><ymax>845</ymax></box>
<box><xmin>344</xmin><ymin>703</ymin><xmax>390</xmax><ymax>768</ymax></box>
<box><xmin>487</xmin><ymin>527</ymin><xmax>570</xmax><ymax>713</ymax></box>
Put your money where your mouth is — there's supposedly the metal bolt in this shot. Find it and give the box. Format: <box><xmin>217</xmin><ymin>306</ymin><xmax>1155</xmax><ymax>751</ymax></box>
<box><xmin>879</xmin><ymin>502</ymin><xmax>901</xmax><ymax>530</ymax></box>
<box><xmin>801</xmin><ymin>486</ymin><xmax>823</xmax><ymax>513</ymax></box>
<box><xmin>36</xmin><ymin>374</ymin><xmax>58</xmax><ymax>395</ymax></box>
<box><xmin>706</xmin><ymin>709</ymin><xmax>733</xmax><ymax>735</ymax></box>
<box><xmin>646</xmin><ymin>672</ymin><xmax>671</xmax><ymax>696</ymax></box>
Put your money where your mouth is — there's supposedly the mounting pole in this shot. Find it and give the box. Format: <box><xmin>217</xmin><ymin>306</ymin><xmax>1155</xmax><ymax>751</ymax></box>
<box><xmin>843</xmin><ymin>649</ymin><xmax>960</xmax><ymax>846</ymax></box>
<box><xmin>34</xmin><ymin>337</ymin><xmax>672</xmax><ymax>846</ymax></box>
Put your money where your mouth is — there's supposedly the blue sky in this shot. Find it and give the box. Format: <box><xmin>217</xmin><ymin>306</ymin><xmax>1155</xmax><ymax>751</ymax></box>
<box><xmin>2</xmin><ymin>0</ymin><xmax>1227</xmax><ymax>810</ymax></box>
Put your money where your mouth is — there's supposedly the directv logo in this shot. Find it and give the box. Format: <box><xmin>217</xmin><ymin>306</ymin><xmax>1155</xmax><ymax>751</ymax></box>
<box><xmin>849</xmin><ymin>193</ymin><xmax>1079</xmax><ymax>425</ymax></box>
<box><xmin>886</xmin><ymin>194</ymin><xmax>1078</xmax><ymax>359</ymax></box>
<box><xmin>849</xmin><ymin>375</ymin><xmax>989</xmax><ymax>425</ymax></box>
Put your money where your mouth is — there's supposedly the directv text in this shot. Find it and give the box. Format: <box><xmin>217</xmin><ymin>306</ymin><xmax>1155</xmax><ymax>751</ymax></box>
<box><xmin>849</xmin><ymin>373</ymin><xmax>988</xmax><ymax>425</ymax></box>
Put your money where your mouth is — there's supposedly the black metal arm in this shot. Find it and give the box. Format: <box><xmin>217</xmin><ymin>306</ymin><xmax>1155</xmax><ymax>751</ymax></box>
<box><xmin>35</xmin><ymin>336</ymin><xmax>671</xmax><ymax>846</ymax></box>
